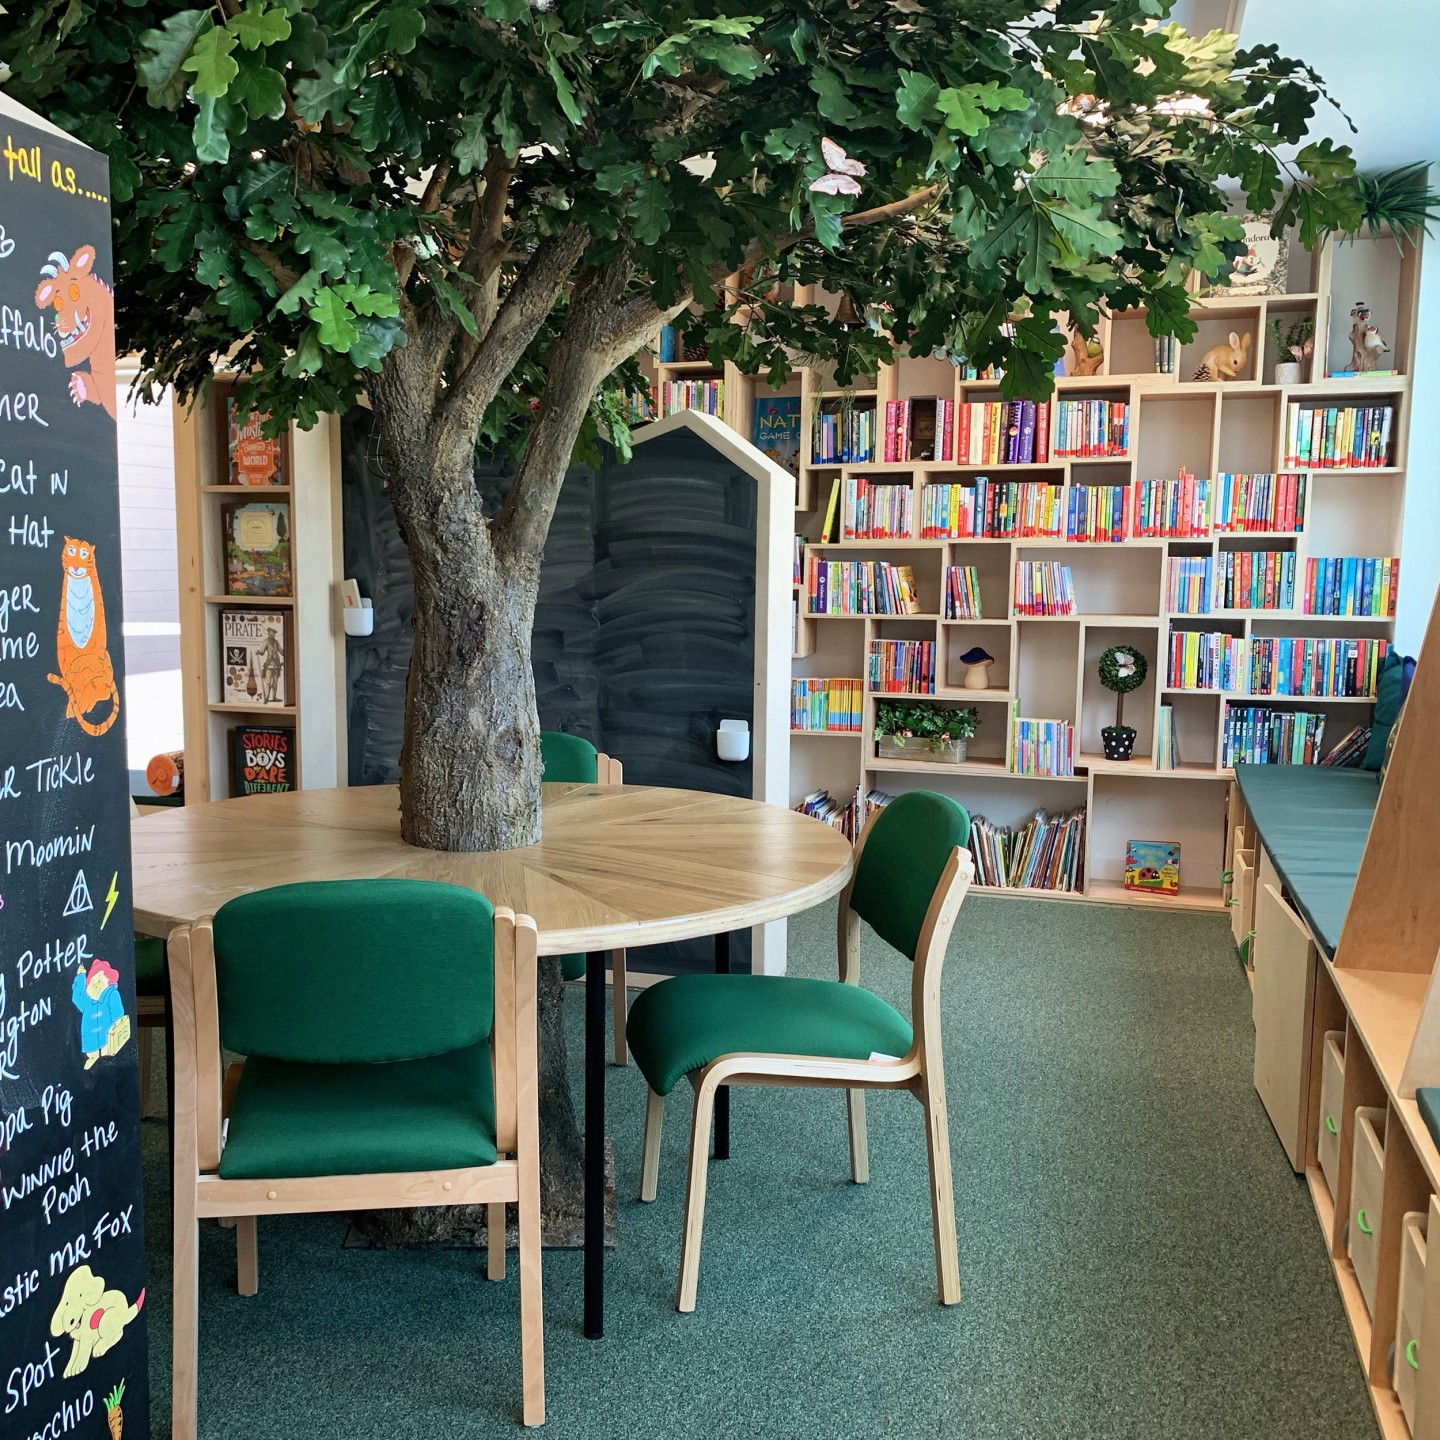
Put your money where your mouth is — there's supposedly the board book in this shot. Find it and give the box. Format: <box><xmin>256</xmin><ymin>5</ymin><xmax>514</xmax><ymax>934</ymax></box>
<box><xmin>1124</xmin><ymin>840</ymin><xmax>1181</xmax><ymax>897</ymax></box>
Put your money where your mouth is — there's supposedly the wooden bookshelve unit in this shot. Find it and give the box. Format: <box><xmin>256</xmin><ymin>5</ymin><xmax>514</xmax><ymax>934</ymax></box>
<box><xmin>651</xmin><ymin>231</ymin><xmax>1420</xmax><ymax>912</ymax></box>
<box><xmin>172</xmin><ymin>376</ymin><xmax>346</xmax><ymax>802</ymax></box>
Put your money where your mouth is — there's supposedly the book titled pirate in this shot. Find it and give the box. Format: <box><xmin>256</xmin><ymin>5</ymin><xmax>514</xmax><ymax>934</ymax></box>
<box><xmin>219</xmin><ymin>608</ymin><xmax>292</xmax><ymax>708</ymax></box>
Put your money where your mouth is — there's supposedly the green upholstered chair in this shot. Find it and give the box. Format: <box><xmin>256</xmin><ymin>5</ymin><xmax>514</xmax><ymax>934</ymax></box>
<box><xmin>167</xmin><ymin>880</ymin><xmax>545</xmax><ymax>1435</ymax></box>
<box><xmin>539</xmin><ymin>730</ymin><xmax>630</xmax><ymax>1064</ymax></box>
<box><xmin>628</xmin><ymin>790</ymin><xmax>974</xmax><ymax>1312</ymax></box>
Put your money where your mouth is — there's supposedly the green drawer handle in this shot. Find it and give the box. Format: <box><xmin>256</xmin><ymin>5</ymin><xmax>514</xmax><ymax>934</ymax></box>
<box><xmin>1357</xmin><ymin>1209</ymin><xmax>1373</xmax><ymax>1236</ymax></box>
<box><xmin>1325</xmin><ymin>1115</ymin><xmax>1338</xmax><ymax>1136</ymax></box>
<box><xmin>1408</xmin><ymin>1339</ymin><xmax>1420</xmax><ymax>1371</ymax></box>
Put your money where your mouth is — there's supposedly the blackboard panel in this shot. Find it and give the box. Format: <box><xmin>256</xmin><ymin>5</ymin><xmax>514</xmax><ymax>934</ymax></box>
<box><xmin>340</xmin><ymin>416</ymin><xmax>758</xmax><ymax>973</ymax></box>
<box><xmin>0</xmin><ymin>106</ymin><xmax>149</xmax><ymax>1440</ymax></box>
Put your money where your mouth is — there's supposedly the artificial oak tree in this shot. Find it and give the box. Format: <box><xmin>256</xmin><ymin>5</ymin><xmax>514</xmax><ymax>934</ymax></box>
<box><xmin>3</xmin><ymin>0</ymin><xmax>1360</xmax><ymax>1229</ymax></box>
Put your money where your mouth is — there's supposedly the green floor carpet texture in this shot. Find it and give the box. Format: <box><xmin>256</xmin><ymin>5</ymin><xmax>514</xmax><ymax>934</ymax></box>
<box><xmin>140</xmin><ymin>897</ymin><xmax>1377</xmax><ymax>1439</ymax></box>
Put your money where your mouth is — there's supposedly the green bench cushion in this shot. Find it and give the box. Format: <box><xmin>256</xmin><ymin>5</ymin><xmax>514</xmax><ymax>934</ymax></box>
<box><xmin>218</xmin><ymin>1041</ymin><xmax>496</xmax><ymax>1179</ymax></box>
<box><xmin>561</xmin><ymin>954</ymin><xmax>585</xmax><ymax>981</ymax></box>
<box><xmin>1233</xmin><ymin>764</ymin><xmax>1380</xmax><ymax>959</ymax></box>
<box><xmin>627</xmin><ymin>974</ymin><xmax>913</xmax><ymax>1097</ymax></box>
<box><xmin>134</xmin><ymin>935</ymin><xmax>167</xmax><ymax>996</ymax></box>
<box><xmin>1418</xmin><ymin>1090</ymin><xmax>1440</xmax><ymax>1158</ymax></box>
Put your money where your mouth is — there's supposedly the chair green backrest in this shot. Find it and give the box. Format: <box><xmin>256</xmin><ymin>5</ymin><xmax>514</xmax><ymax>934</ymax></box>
<box><xmin>212</xmin><ymin>879</ymin><xmax>494</xmax><ymax>1064</ymax></box>
<box><xmin>847</xmin><ymin>792</ymin><xmax>970</xmax><ymax>961</ymax></box>
<box><xmin>540</xmin><ymin>730</ymin><xmax>599</xmax><ymax>784</ymax></box>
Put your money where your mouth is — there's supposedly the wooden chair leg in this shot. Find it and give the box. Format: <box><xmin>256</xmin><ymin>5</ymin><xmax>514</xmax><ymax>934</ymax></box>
<box><xmin>236</xmin><ymin>1215</ymin><xmax>258</xmax><ymax>1296</ymax></box>
<box><xmin>610</xmin><ymin>948</ymin><xmax>628</xmax><ymax>1066</ymax></box>
<box><xmin>487</xmin><ymin>1203</ymin><xmax>507</xmax><ymax>1281</ymax></box>
<box><xmin>517</xmin><ymin>1175</ymin><xmax>544</xmax><ymax>1425</ymax></box>
<box><xmin>640</xmin><ymin>1088</ymin><xmax>665</xmax><ymax>1201</ymax></box>
<box><xmin>676</xmin><ymin>1082</ymin><xmax>717</xmax><ymax>1312</ymax></box>
<box><xmin>846</xmin><ymin>1089</ymin><xmax>869</xmax><ymax>1184</ymax></box>
<box><xmin>920</xmin><ymin>1081</ymin><xmax>961</xmax><ymax>1305</ymax></box>
<box><xmin>138</xmin><ymin>1025</ymin><xmax>154</xmax><ymax>1119</ymax></box>
<box><xmin>172</xmin><ymin>1182</ymin><xmax>200</xmax><ymax>1440</ymax></box>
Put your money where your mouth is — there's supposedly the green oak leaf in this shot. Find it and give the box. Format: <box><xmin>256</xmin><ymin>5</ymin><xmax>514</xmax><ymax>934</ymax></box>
<box><xmin>137</xmin><ymin>9</ymin><xmax>209</xmax><ymax>109</ymax></box>
<box><xmin>810</xmin><ymin>67</ymin><xmax>858</xmax><ymax>123</ymax></box>
<box><xmin>896</xmin><ymin>69</ymin><xmax>939</xmax><ymax>128</ymax></box>
<box><xmin>230</xmin><ymin>55</ymin><xmax>287</xmax><ymax>119</ymax></box>
<box><xmin>192</xmin><ymin>93</ymin><xmax>241</xmax><ymax>163</ymax></box>
<box><xmin>453</xmin><ymin>113</ymin><xmax>489</xmax><ymax>174</ymax></box>
<box><xmin>183</xmin><ymin>25</ymin><xmax>239</xmax><ymax>98</ymax></box>
<box><xmin>629</xmin><ymin>176</ymin><xmax>670</xmax><ymax>244</ymax></box>
<box><xmin>310</xmin><ymin>287</ymin><xmax>359</xmax><ymax>351</ymax></box>
<box><xmin>229</xmin><ymin>4</ymin><xmax>292</xmax><ymax>52</ymax></box>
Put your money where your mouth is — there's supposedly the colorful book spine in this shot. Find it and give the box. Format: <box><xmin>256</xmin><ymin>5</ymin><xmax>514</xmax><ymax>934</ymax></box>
<box><xmin>867</xmin><ymin>639</ymin><xmax>936</xmax><ymax>694</ymax></box>
<box><xmin>1212</xmin><ymin>550</ymin><xmax>1296</xmax><ymax>611</ymax></box>
<box><xmin>1303</xmin><ymin>557</ymin><xmax>1398</xmax><ymax>617</ymax></box>
<box><xmin>805</xmin><ymin>558</ymin><xmax>923</xmax><ymax>616</ymax></box>
<box><xmin>920</xmin><ymin>483</ymin><xmax>977</xmax><ymax>539</ymax></box>
<box><xmin>791</xmin><ymin>678</ymin><xmax>864</xmax><ymax>732</ymax></box>
<box><xmin>955</xmin><ymin>401</ymin><xmax>1048</xmax><ymax>465</ymax></box>
<box><xmin>1131</xmin><ymin>470</ymin><xmax>1210</xmax><ymax>538</ymax></box>
<box><xmin>967</xmin><ymin>808</ymin><xmax>1086</xmax><ymax>892</ymax></box>
<box><xmin>841</xmin><ymin>477</ymin><xmax>914</xmax><ymax>540</ymax></box>
<box><xmin>1166</xmin><ymin>631</ymin><xmax>1245</xmax><ymax>691</ymax></box>
<box><xmin>1054</xmin><ymin>399</ymin><xmax>1129</xmax><ymax>458</ymax></box>
<box><xmin>1012</xmin><ymin>561</ymin><xmax>1075</xmax><ymax>617</ymax></box>
<box><xmin>1213</xmin><ymin>473</ymin><xmax>1306</xmax><ymax>533</ymax></box>
<box><xmin>1222</xmin><ymin>706</ymin><xmax>1327</xmax><ymax>767</ymax></box>
<box><xmin>813</xmin><ymin>403</ymin><xmax>877</xmax><ymax>464</ymax></box>
<box><xmin>1283</xmin><ymin>403</ymin><xmax>1394</xmax><ymax>468</ymax></box>
<box><xmin>1165</xmin><ymin>557</ymin><xmax>1213</xmax><ymax>615</ymax></box>
<box><xmin>1009</xmin><ymin>716</ymin><xmax>1076</xmax><ymax>776</ymax></box>
<box><xmin>659</xmin><ymin>378</ymin><xmax>723</xmax><ymax>416</ymax></box>
<box><xmin>1245</xmin><ymin>636</ymin><xmax>1388</xmax><ymax>698</ymax></box>
<box><xmin>943</xmin><ymin>565</ymin><xmax>983</xmax><ymax>619</ymax></box>
<box><xmin>1153</xmin><ymin>705</ymin><xmax>1178</xmax><ymax>770</ymax></box>
<box><xmin>1065</xmin><ymin>484</ymin><xmax>1128</xmax><ymax>542</ymax></box>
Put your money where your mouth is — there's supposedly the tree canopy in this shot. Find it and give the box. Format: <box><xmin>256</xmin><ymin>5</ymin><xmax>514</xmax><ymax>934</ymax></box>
<box><xmin>4</xmin><ymin>0</ymin><xmax>1361</xmax><ymax>460</ymax></box>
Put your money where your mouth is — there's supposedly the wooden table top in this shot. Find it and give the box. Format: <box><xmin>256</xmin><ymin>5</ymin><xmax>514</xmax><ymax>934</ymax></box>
<box><xmin>131</xmin><ymin>783</ymin><xmax>854</xmax><ymax>954</ymax></box>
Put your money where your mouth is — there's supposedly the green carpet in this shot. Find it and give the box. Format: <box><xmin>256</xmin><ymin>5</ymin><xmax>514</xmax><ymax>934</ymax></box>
<box><xmin>140</xmin><ymin>896</ymin><xmax>1377</xmax><ymax>1439</ymax></box>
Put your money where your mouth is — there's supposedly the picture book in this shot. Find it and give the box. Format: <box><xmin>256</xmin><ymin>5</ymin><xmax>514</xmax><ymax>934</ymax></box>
<box><xmin>223</xmin><ymin>501</ymin><xmax>293</xmax><ymax>596</ymax></box>
<box><xmin>220</xmin><ymin>609</ymin><xmax>292</xmax><ymax>707</ymax></box>
<box><xmin>230</xmin><ymin>723</ymin><xmax>296</xmax><ymax>796</ymax></box>
<box><xmin>1123</xmin><ymin>840</ymin><xmax>1181</xmax><ymax>897</ymax></box>
<box><xmin>753</xmin><ymin>395</ymin><xmax>802</xmax><ymax>477</ymax></box>
<box><xmin>227</xmin><ymin>397</ymin><xmax>285</xmax><ymax>485</ymax></box>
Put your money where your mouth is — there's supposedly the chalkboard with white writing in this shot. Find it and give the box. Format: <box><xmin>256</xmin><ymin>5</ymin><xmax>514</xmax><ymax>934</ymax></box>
<box><xmin>0</xmin><ymin>100</ymin><xmax>149</xmax><ymax>1440</ymax></box>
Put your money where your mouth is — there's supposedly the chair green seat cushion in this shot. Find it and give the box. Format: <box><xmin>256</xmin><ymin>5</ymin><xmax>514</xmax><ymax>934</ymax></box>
<box><xmin>134</xmin><ymin>935</ymin><xmax>167</xmax><ymax>996</ymax></box>
<box><xmin>218</xmin><ymin>1041</ymin><xmax>496</xmax><ymax>1179</ymax></box>
<box><xmin>626</xmin><ymin>974</ymin><xmax>913</xmax><ymax>1097</ymax></box>
<box><xmin>561</xmin><ymin>954</ymin><xmax>585</xmax><ymax>982</ymax></box>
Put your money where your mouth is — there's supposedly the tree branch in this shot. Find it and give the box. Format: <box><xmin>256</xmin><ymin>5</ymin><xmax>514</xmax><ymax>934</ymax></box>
<box><xmin>393</xmin><ymin>159</ymin><xmax>454</xmax><ymax>291</ymax></box>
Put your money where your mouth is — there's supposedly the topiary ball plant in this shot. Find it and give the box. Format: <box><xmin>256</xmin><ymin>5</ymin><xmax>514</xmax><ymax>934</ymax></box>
<box><xmin>1097</xmin><ymin>645</ymin><xmax>1148</xmax><ymax>760</ymax></box>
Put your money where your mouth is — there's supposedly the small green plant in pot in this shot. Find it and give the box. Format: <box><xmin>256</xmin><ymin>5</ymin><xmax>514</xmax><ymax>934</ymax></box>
<box><xmin>1097</xmin><ymin>646</ymin><xmax>1148</xmax><ymax>761</ymax></box>
<box><xmin>1267</xmin><ymin>314</ymin><xmax>1314</xmax><ymax>384</ymax></box>
<box><xmin>874</xmin><ymin>700</ymin><xmax>979</xmax><ymax>764</ymax></box>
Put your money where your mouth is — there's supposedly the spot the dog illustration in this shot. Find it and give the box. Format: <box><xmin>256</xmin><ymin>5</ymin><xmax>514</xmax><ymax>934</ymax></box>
<box><xmin>49</xmin><ymin>1266</ymin><xmax>145</xmax><ymax>1378</ymax></box>
<box><xmin>34</xmin><ymin>244</ymin><xmax>117</xmax><ymax>418</ymax></box>
<box><xmin>48</xmin><ymin>537</ymin><xmax>121</xmax><ymax>736</ymax></box>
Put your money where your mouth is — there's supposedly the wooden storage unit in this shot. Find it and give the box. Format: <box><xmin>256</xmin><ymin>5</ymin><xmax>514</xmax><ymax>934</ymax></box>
<box><xmin>173</xmin><ymin>377</ymin><xmax>346</xmax><ymax>801</ymax></box>
<box><xmin>1350</xmin><ymin>1107</ymin><xmax>1389</xmax><ymax>1315</ymax></box>
<box><xmin>1398</xmin><ymin>1212</ymin><xmax>1427</xmax><ymax>1431</ymax></box>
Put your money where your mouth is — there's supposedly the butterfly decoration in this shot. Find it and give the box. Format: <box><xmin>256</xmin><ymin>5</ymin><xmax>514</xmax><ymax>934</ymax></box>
<box><xmin>809</xmin><ymin>138</ymin><xmax>866</xmax><ymax>196</ymax></box>
<box><xmin>1112</xmin><ymin>650</ymin><xmax>1138</xmax><ymax>679</ymax></box>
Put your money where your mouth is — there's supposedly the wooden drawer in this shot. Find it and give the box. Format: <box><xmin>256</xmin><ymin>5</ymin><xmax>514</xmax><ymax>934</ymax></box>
<box><xmin>1317</xmin><ymin>1031</ymin><xmax>1345</xmax><ymax>1198</ymax></box>
<box><xmin>1397</xmin><ymin>1210</ymin><xmax>1427</xmax><ymax>1431</ymax></box>
<box><xmin>1252</xmin><ymin>876</ymin><xmax>1318</xmax><ymax>1170</ymax></box>
<box><xmin>1230</xmin><ymin>846</ymin><xmax>1255</xmax><ymax>951</ymax></box>
<box><xmin>1348</xmin><ymin>1106</ymin><xmax>1388</xmax><ymax>1316</ymax></box>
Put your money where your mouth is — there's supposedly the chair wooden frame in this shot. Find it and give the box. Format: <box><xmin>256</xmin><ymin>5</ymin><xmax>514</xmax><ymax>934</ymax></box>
<box><xmin>168</xmin><ymin>906</ymin><xmax>546</xmax><ymax>1435</ymax></box>
<box><xmin>638</xmin><ymin>809</ymin><xmax>974</xmax><ymax>1312</ymax></box>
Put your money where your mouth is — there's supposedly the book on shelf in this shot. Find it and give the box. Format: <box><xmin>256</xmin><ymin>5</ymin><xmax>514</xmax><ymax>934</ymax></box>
<box><xmin>957</xmin><ymin>478</ymin><xmax>1064</xmax><ymax>539</ymax></box>
<box><xmin>813</xmin><ymin>402</ymin><xmax>876</xmax><ymax>464</ymax></box>
<box><xmin>943</xmin><ymin>564</ymin><xmax>983</xmax><ymax>619</ymax></box>
<box><xmin>791</xmin><ymin>678</ymin><xmax>864</xmax><ymax>732</ymax></box>
<box><xmin>1153</xmin><ymin>335</ymin><xmax>1180</xmax><ymax>375</ymax></box>
<box><xmin>1133</xmin><ymin>470</ymin><xmax>1210</xmax><ymax>538</ymax></box>
<box><xmin>920</xmin><ymin>482</ymin><xmax>976</xmax><ymax>539</ymax></box>
<box><xmin>1012</xmin><ymin>561</ymin><xmax>1075</xmax><ymax>617</ymax></box>
<box><xmin>1009</xmin><ymin>706</ymin><xmax>1075</xmax><ymax>777</ymax></box>
<box><xmin>793</xmin><ymin>534</ymin><xmax>804</xmax><ymax>585</ymax></box>
<box><xmin>1065</xmin><ymin>483</ymin><xmax>1128</xmax><ymax>542</ymax></box>
<box><xmin>1222</xmin><ymin>706</ymin><xmax>1327</xmax><ymax>767</ymax></box>
<box><xmin>1167</xmin><ymin>630</ymin><xmax>1244</xmax><ymax>691</ymax></box>
<box><xmin>229</xmin><ymin>722</ymin><xmax>295</xmax><ymax>796</ymax></box>
<box><xmin>222</xmin><ymin>500</ymin><xmax>292</xmax><ymax>597</ymax></box>
<box><xmin>1325</xmin><ymin>369</ymin><xmax>1398</xmax><ymax>380</ymax></box>
<box><xmin>226</xmin><ymin>399</ymin><xmax>285</xmax><ymax>486</ymax></box>
<box><xmin>629</xmin><ymin>386</ymin><xmax>657</xmax><ymax>424</ymax></box>
<box><xmin>219</xmin><ymin>608</ymin><xmax>292</xmax><ymax>708</ymax></box>
<box><xmin>1153</xmin><ymin>705</ymin><xmax>1179</xmax><ymax>770</ymax></box>
<box><xmin>968</xmin><ymin>808</ymin><xmax>1085</xmax><ymax>892</ymax></box>
<box><xmin>841</xmin><ymin>475</ymin><xmax>914</xmax><ymax>540</ymax></box>
<box><xmin>1283</xmin><ymin>402</ymin><xmax>1393</xmax><ymax>468</ymax></box>
<box><xmin>1054</xmin><ymin>398</ymin><xmax>1128</xmax><ymax>458</ymax></box>
<box><xmin>1303</xmin><ymin>556</ymin><xmax>1398</xmax><ymax>617</ymax></box>
<box><xmin>1213</xmin><ymin>550</ymin><xmax>1296</xmax><ymax>611</ymax></box>
<box><xmin>955</xmin><ymin>400</ymin><xmax>1049</xmax><ymax>465</ymax></box>
<box><xmin>806</xmin><ymin>557</ymin><xmax>921</xmax><ymax>615</ymax></box>
<box><xmin>1213</xmin><ymin>472</ymin><xmax>1305</xmax><ymax>533</ymax></box>
<box><xmin>883</xmin><ymin>397</ymin><xmax>954</xmax><ymax>463</ymax></box>
<box><xmin>658</xmin><ymin>324</ymin><xmax>678</xmax><ymax>363</ymax></box>
<box><xmin>795</xmin><ymin>785</ymin><xmax>891</xmax><ymax>841</ymax></box>
<box><xmin>1165</xmin><ymin>556</ymin><xmax>1213</xmax><ymax>615</ymax></box>
<box><xmin>820</xmin><ymin>477</ymin><xmax>842</xmax><ymax>542</ymax></box>
<box><xmin>1123</xmin><ymin>840</ymin><xmax>1180</xmax><ymax>898</ymax></box>
<box><xmin>1319</xmin><ymin>724</ymin><xmax>1372</xmax><ymax>767</ymax></box>
<box><xmin>753</xmin><ymin>396</ymin><xmax>803</xmax><ymax>478</ymax></box>
<box><xmin>659</xmin><ymin>378</ymin><xmax>723</xmax><ymax>416</ymax></box>
<box><xmin>1245</xmin><ymin>636</ymin><xmax>1387</xmax><ymax>698</ymax></box>
<box><xmin>868</xmin><ymin>639</ymin><xmax>935</xmax><ymax>694</ymax></box>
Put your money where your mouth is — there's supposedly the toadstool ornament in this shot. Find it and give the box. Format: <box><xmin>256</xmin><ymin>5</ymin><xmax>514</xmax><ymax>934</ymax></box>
<box><xmin>958</xmin><ymin>645</ymin><xmax>995</xmax><ymax>690</ymax></box>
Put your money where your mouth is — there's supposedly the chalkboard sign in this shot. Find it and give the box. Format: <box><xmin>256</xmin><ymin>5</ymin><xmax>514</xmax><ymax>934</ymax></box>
<box><xmin>0</xmin><ymin>101</ymin><xmax>149</xmax><ymax>1440</ymax></box>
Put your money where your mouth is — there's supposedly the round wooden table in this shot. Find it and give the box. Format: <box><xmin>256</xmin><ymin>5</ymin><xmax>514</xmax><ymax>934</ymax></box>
<box><xmin>131</xmin><ymin>782</ymin><xmax>854</xmax><ymax>1337</ymax></box>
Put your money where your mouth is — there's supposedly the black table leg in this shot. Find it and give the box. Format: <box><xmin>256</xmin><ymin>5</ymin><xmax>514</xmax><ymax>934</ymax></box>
<box><xmin>714</xmin><ymin>931</ymin><xmax>731</xmax><ymax>1160</ymax></box>
<box><xmin>584</xmin><ymin>949</ymin><xmax>606</xmax><ymax>1339</ymax></box>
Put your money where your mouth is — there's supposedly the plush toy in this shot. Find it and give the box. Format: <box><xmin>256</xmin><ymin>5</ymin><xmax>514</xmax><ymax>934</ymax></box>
<box><xmin>1192</xmin><ymin>330</ymin><xmax>1252</xmax><ymax>382</ymax></box>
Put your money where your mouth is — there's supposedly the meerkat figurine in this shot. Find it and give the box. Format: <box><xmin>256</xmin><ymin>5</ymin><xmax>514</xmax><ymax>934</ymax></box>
<box><xmin>1348</xmin><ymin>302</ymin><xmax>1389</xmax><ymax>373</ymax></box>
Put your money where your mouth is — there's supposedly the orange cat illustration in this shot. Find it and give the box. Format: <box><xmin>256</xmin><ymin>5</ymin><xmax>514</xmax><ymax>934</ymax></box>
<box><xmin>34</xmin><ymin>245</ymin><xmax>117</xmax><ymax>420</ymax></box>
<box><xmin>48</xmin><ymin>537</ymin><xmax>120</xmax><ymax>737</ymax></box>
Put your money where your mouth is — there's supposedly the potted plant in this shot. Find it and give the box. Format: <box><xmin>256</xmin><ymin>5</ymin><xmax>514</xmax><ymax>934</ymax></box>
<box><xmin>1267</xmin><ymin>314</ymin><xmax>1315</xmax><ymax>384</ymax></box>
<box><xmin>1098</xmin><ymin>645</ymin><xmax>1148</xmax><ymax>761</ymax></box>
<box><xmin>874</xmin><ymin>700</ymin><xmax>979</xmax><ymax>763</ymax></box>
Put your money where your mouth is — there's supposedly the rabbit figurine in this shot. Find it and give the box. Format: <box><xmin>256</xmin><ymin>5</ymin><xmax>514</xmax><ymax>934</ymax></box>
<box><xmin>1192</xmin><ymin>330</ymin><xmax>1252</xmax><ymax>382</ymax></box>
